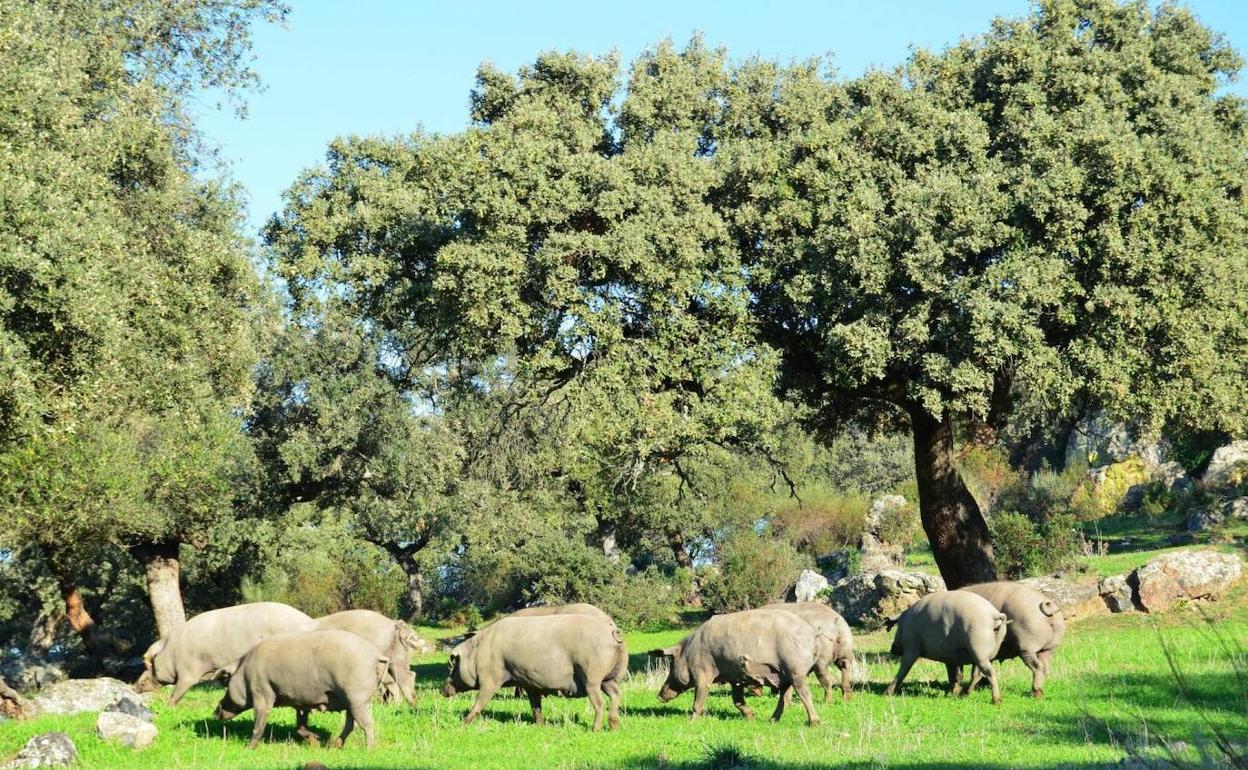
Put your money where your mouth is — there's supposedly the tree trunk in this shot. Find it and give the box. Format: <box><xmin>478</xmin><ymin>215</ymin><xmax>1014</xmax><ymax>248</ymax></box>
<box><xmin>666</xmin><ymin>528</ymin><xmax>702</xmax><ymax>607</ymax></box>
<box><xmin>909</xmin><ymin>406</ymin><xmax>997</xmax><ymax>589</ymax></box>
<box><xmin>46</xmin><ymin>558</ymin><xmax>100</xmax><ymax>669</ymax></box>
<box><xmin>382</xmin><ymin>542</ymin><xmax>427</xmax><ymax>622</ymax></box>
<box><xmin>129</xmin><ymin>540</ymin><xmax>186</xmax><ymax>639</ymax></box>
<box><xmin>596</xmin><ymin>513</ymin><xmax>621</xmax><ymax>562</ymax></box>
<box><xmin>26</xmin><ymin>608</ymin><xmax>60</xmax><ymax>656</ymax></box>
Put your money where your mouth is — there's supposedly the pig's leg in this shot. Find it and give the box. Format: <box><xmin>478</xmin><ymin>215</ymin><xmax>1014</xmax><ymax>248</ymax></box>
<box><xmin>586</xmin><ymin>679</ymin><xmax>606</xmax><ymax>732</ymax></box>
<box><xmin>353</xmin><ymin>701</ymin><xmax>376</xmax><ymax>749</ymax></box>
<box><xmin>168</xmin><ymin>677</ymin><xmax>196</xmax><ymax>706</ymax></box>
<box><xmin>602</xmin><ymin>680</ymin><xmax>622</xmax><ymax>731</ymax></box>
<box><xmin>811</xmin><ymin>663</ymin><xmax>831</xmax><ymax>704</ymax></box>
<box><xmin>690</xmin><ymin>679</ymin><xmax>710</xmax><ymax>720</ymax></box>
<box><xmin>838</xmin><ymin>659</ymin><xmax>852</xmax><ymax>702</ymax></box>
<box><xmin>884</xmin><ymin>651</ymin><xmax>919</xmax><ymax>696</ymax></box>
<box><xmin>330</xmin><ymin>710</ymin><xmax>354</xmax><ymax>749</ymax></box>
<box><xmin>975</xmin><ymin>660</ymin><xmax>1001</xmax><ymax>705</ymax></box>
<box><xmin>730</xmin><ymin>683</ymin><xmax>755</xmax><ymax>720</ymax></box>
<box><xmin>965</xmin><ymin>664</ymin><xmax>983</xmax><ymax>695</ymax></box>
<box><xmin>770</xmin><ymin>681</ymin><xmax>790</xmax><ymax>722</ymax></box>
<box><xmin>946</xmin><ymin>663</ymin><xmax>964</xmax><ymax>696</ymax></box>
<box><xmin>246</xmin><ymin>701</ymin><xmax>270</xmax><ymax>749</ymax></box>
<box><xmin>1020</xmin><ymin>651</ymin><xmax>1046</xmax><ymax>698</ymax></box>
<box><xmin>463</xmin><ymin>682</ymin><xmax>500</xmax><ymax>725</ymax></box>
<box><xmin>294</xmin><ymin>709</ymin><xmax>320</xmax><ymax>747</ymax></box>
<box><xmin>525</xmin><ymin>688</ymin><xmax>544</xmax><ymax>726</ymax></box>
<box><xmin>791</xmin><ymin>676</ymin><xmax>820</xmax><ymax>727</ymax></box>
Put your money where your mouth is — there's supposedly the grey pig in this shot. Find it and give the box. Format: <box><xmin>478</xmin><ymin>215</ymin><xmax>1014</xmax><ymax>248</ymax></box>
<box><xmin>884</xmin><ymin>590</ymin><xmax>1009</xmax><ymax>704</ymax></box>
<box><xmin>135</xmin><ymin>602</ymin><xmax>316</xmax><ymax>704</ymax></box>
<box><xmin>764</xmin><ymin>601</ymin><xmax>856</xmax><ymax>702</ymax></box>
<box><xmin>315</xmin><ymin>609</ymin><xmax>420</xmax><ymax>705</ymax></box>
<box><xmin>648</xmin><ymin>608</ymin><xmax>821</xmax><ymax>726</ymax></box>
<box><xmin>962</xmin><ymin>581</ymin><xmax>1066</xmax><ymax>697</ymax></box>
<box><xmin>441</xmin><ymin>614</ymin><xmax>627</xmax><ymax>731</ymax></box>
<box><xmin>213</xmin><ymin>629</ymin><xmax>388</xmax><ymax>749</ymax></box>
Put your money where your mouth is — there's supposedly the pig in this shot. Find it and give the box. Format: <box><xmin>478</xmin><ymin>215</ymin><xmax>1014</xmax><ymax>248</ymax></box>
<box><xmin>764</xmin><ymin>602</ymin><xmax>856</xmax><ymax>702</ymax></box>
<box><xmin>441</xmin><ymin>614</ymin><xmax>627</xmax><ymax>731</ymax></box>
<box><xmin>498</xmin><ymin>603</ymin><xmax>614</xmax><ymax>697</ymax></box>
<box><xmin>884</xmin><ymin>590</ymin><xmax>1009</xmax><ymax>704</ymax></box>
<box><xmin>315</xmin><ymin>609</ymin><xmax>420</xmax><ymax>705</ymax></box>
<box><xmin>505</xmin><ymin>602</ymin><xmax>612</xmax><ymax>621</ymax></box>
<box><xmin>648</xmin><ymin>608</ymin><xmax>821</xmax><ymax>726</ymax></box>
<box><xmin>962</xmin><ymin>581</ymin><xmax>1066</xmax><ymax>698</ymax></box>
<box><xmin>135</xmin><ymin>601</ymin><xmax>316</xmax><ymax>705</ymax></box>
<box><xmin>213</xmin><ymin>629</ymin><xmax>387</xmax><ymax>749</ymax></box>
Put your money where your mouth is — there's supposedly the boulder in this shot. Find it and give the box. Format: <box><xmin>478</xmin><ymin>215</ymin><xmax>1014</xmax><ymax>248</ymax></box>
<box><xmin>1065</xmin><ymin>411</ymin><xmax>1170</xmax><ymax>470</ymax></box>
<box><xmin>96</xmin><ymin>711</ymin><xmax>157</xmax><ymax>750</ymax></box>
<box><xmin>1019</xmin><ymin>576</ymin><xmax>1106</xmax><ymax>619</ymax></box>
<box><xmin>1098</xmin><ymin>574</ymin><xmax>1136</xmax><ymax>613</ymax></box>
<box><xmin>792</xmin><ymin>569</ymin><xmax>829</xmax><ymax>602</ymax></box>
<box><xmin>31</xmin><ymin>677</ymin><xmax>150</xmax><ymax>716</ymax></box>
<box><xmin>0</xmin><ymin>657</ymin><xmax>66</xmax><ymax>693</ymax></box>
<box><xmin>1153</xmin><ymin>461</ymin><xmax>1189</xmax><ymax>492</ymax></box>
<box><xmin>104</xmin><ymin>695</ymin><xmax>153</xmax><ymax>722</ymax></box>
<box><xmin>1129</xmin><ymin>550</ymin><xmax>1245</xmax><ymax>613</ymax></box>
<box><xmin>865</xmin><ymin>495</ymin><xmax>908</xmax><ymax>537</ymax></box>
<box><xmin>826</xmin><ymin>570</ymin><xmax>945</xmax><ymax>629</ymax></box>
<box><xmin>0</xmin><ymin>732</ymin><xmax>77</xmax><ymax>768</ymax></box>
<box><xmin>1224</xmin><ymin>496</ymin><xmax>1248</xmax><ymax>521</ymax></box>
<box><xmin>1186</xmin><ymin>507</ymin><xmax>1224</xmax><ymax>534</ymax></box>
<box><xmin>1201</xmin><ymin>440</ymin><xmax>1248</xmax><ymax>490</ymax></box>
<box><xmin>404</xmin><ymin>634</ymin><xmax>437</xmax><ymax>656</ymax></box>
<box><xmin>0</xmin><ymin>682</ymin><xmax>37</xmax><ymax>720</ymax></box>
<box><xmin>858</xmin><ymin>533</ymin><xmax>904</xmax><ymax>573</ymax></box>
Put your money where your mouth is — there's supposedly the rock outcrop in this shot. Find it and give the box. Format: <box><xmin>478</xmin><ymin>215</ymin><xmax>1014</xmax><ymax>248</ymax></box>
<box><xmin>826</xmin><ymin>570</ymin><xmax>945</xmax><ymax>629</ymax></box>
<box><xmin>1129</xmin><ymin>550</ymin><xmax>1244</xmax><ymax>613</ymax></box>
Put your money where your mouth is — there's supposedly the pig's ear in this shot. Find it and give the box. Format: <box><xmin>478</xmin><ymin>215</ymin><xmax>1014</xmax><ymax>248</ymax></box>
<box><xmin>883</xmin><ymin>615</ymin><xmax>900</xmax><ymax>631</ymax></box>
<box><xmin>647</xmin><ymin>645</ymin><xmax>680</xmax><ymax>658</ymax></box>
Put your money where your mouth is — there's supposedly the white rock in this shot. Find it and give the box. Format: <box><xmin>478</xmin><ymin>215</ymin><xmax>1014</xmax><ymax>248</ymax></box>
<box><xmin>1131</xmin><ymin>550</ymin><xmax>1245</xmax><ymax>613</ymax></box>
<box><xmin>96</xmin><ymin>711</ymin><xmax>157</xmax><ymax>750</ymax></box>
<box><xmin>1201</xmin><ymin>440</ymin><xmax>1248</xmax><ymax>490</ymax></box>
<box><xmin>0</xmin><ymin>732</ymin><xmax>76</xmax><ymax>768</ymax></box>
<box><xmin>793</xmin><ymin>569</ymin><xmax>829</xmax><ymax>602</ymax></box>
<box><xmin>31</xmin><ymin>677</ymin><xmax>150</xmax><ymax>716</ymax></box>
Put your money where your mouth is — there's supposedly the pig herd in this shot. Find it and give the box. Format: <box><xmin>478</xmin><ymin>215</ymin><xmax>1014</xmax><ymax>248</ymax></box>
<box><xmin>133</xmin><ymin>582</ymin><xmax>1065</xmax><ymax>749</ymax></box>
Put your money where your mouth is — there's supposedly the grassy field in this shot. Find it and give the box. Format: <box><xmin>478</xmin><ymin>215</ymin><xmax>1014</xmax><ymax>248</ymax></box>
<box><xmin>3</xmin><ymin>583</ymin><xmax>1245</xmax><ymax>769</ymax></box>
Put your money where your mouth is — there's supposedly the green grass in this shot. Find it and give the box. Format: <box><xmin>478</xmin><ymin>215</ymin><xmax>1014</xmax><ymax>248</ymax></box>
<box><xmin>4</xmin><ymin>590</ymin><xmax>1245</xmax><ymax>769</ymax></box>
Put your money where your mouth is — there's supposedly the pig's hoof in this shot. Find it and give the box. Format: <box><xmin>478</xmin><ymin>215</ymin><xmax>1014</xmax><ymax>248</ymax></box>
<box><xmin>842</xmin><ymin>693</ymin><xmax>852</xmax><ymax>703</ymax></box>
<box><xmin>1031</xmin><ymin>689</ymin><xmax>1044</xmax><ymax>699</ymax></box>
<box><xmin>328</xmin><ymin>738</ymin><xmax>343</xmax><ymax>749</ymax></box>
<box><xmin>741</xmin><ymin>709</ymin><xmax>756</xmax><ymax>720</ymax></box>
<box><xmin>951</xmin><ymin>685</ymin><xmax>963</xmax><ymax>697</ymax></box>
<box><xmin>303</xmin><ymin>735</ymin><xmax>321</xmax><ymax>748</ymax></box>
<box><xmin>991</xmin><ymin>697</ymin><xmax>1002</xmax><ymax>706</ymax></box>
<box><xmin>807</xmin><ymin>718</ymin><xmax>821</xmax><ymax>728</ymax></box>
<box><xmin>608</xmin><ymin>717</ymin><xmax>621</xmax><ymax>731</ymax></box>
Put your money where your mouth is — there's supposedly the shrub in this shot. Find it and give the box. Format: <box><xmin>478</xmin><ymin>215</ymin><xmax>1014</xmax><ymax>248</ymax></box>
<box><xmin>771</xmin><ymin>486</ymin><xmax>869</xmax><ymax>558</ymax></box>
<box><xmin>701</xmin><ymin>531</ymin><xmax>812</xmax><ymax>613</ymax></box>
<box><xmin>959</xmin><ymin>446</ymin><xmax>1024</xmax><ymax>513</ymax></box>
<box><xmin>1069</xmin><ymin>457</ymin><xmax>1155</xmax><ymax>519</ymax></box>
<box><xmin>875</xmin><ymin>495</ymin><xmax>924</xmax><ymax>550</ymax></box>
<box><xmin>989</xmin><ymin>510</ymin><xmax>1081</xmax><ymax>579</ymax></box>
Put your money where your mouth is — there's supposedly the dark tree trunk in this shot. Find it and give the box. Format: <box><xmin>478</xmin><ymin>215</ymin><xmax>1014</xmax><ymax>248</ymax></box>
<box><xmin>666</xmin><ymin>528</ymin><xmax>702</xmax><ymax>607</ymax></box>
<box><xmin>27</xmin><ymin>608</ymin><xmax>59</xmax><ymax>656</ymax></box>
<box><xmin>46</xmin><ymin>557</ymin><xmax>100</xmax><ymax>670</ymax></box>
<box><xmin>382</xmin><ymin>541</ymin><xmax>428</xmax><ymax>622</ymax></box>
<box><xmin>909</xmin><ymin>406</ymin><xmax>997</xmax><ymax>589</ymax></box>
<box><xmin>129</xmin><ymin>540</ymin><xmax>186</xmax><ymax>639</ymax></box>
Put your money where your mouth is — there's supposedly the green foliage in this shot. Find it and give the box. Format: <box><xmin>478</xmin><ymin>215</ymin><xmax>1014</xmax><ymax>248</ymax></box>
<box><xmin>770</xmin><ymin>486</ymin><xmax>868</xmax><ymax>558</ymax></box>
<box><xmin>1070</xmin><ymin>458</ymin><xmax>1156</xmax><ymax>519</ymax></box>
<box><xmin>876</xmin><ymin>498</ymin><xmax>925</xmax><ymax>551</ymax></box>
<box><xmin>238</xmin><ymin>511</ymin><xmax>405</xmax><ymax>618</ymax></box>
<box><xmin>989</xmin><ymin>510</ymin><xmax>1081</xmax><ymax>579</ymax></box>
<box><xmin>701</xmin><ymin>531</ymin><xmax>812</xmax><ymax>613</ymax></box>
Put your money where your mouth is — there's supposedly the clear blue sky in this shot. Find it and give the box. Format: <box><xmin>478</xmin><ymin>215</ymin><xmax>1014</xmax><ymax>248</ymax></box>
<box><xmin>197</xmin><ymin>0</ymin><xmax>1248</xmax><ymax>236</ymax></box>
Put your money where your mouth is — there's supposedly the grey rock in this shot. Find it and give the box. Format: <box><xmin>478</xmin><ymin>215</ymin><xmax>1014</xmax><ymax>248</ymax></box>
<box><xmin>1201</xmin><ymin>440</ymin><xmax>1248</xmax><ymax>490</ymax></box>
<box><xmin>1066</xmin><ymin>411</ymin><xmax>1169</xmax><ymax>470</ymax></box>
<box><xmin>792</xmin><ymin>569</ymin><xmax>829</xmax><ymax>603</ymax></box>
<box><xmin>1120</xmin><ymin>483</ymin><xmax>1151</xmax><ymax>513</ymax></box>
<box><xmin>104</xmin><ymin>696</ymin><xmax>152</xmax><ymax>722</ymax></box>
<box><xmin>1098</xmin><ymin>574</ymin><xmax>1136</xmax><ymax>613</ymax></box>
<box><xmin>96</xmin><ymin>711</ymin><xmax>157</xmax><ymax>750</ymax></box>
<box><xmin>1131</xmin><ymin>550</ymin><xmax>1245</xmax><ymax>613</ymax></box>
<box><xmin>865</xmin><ymin>495</ymin><xmax>908</xmax><ymax>538</ymax></box>
<box><xmin>0</xmin><ymin>732</ymin><xmax>77</xmax><ymax>768</ymax></box>
<box><xmin>0</xmin><ymin>658</ymin><xmax>66</xmax><ymax>693</ymax></box>
<box><xmin>827</xmin><ymin>570</ymin><xmax>945</xmax><ymax>629</ymax></box>
<box><xmin>1186</xmin><ymin>507</ymin><xmax>1225</xmax><ymax>534</ymax></box>
<box><xmin>1018</xmin><ymin>576</ymin><xmax>1106</xmax><ymax>619</ymax></box>
<box><xmin>31</xmin><ymin>677</ymin><xmax>150</xmax><ymax>716</ymax></box>
<box><xmin>1224</xmin><ymin>496</ymin><xmax>1248</xmax><ymax>521</ymax></box>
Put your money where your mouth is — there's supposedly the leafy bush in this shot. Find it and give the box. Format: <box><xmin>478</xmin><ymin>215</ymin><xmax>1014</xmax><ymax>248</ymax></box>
<box><xmin>701</xmin><ymin>531</ymin><xmax>812</xmax><ymax>613</ymax></box>
<box><xmin>771</xmin><ymin>486</ymin><xmax>868</xmax><ymax>558</ymax></box>
<box><xmin>959</xmin><ymin>446</ymin><xmax>1023</xmax><ymax>513</ymax></box>
<box><xmin>875</xmin><ymin>495</ymin><xmax>924</xmax><ymax>550</ymax></box>
<box><xmin>1069</xmin><ymin>458</ymin><xmax>1158</xmax><ymax>519</ymax></box>
<box><xmin>989</xmin><ymin>510</ymin><xmax>1080</xmax><ymax>578</ymax></box>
